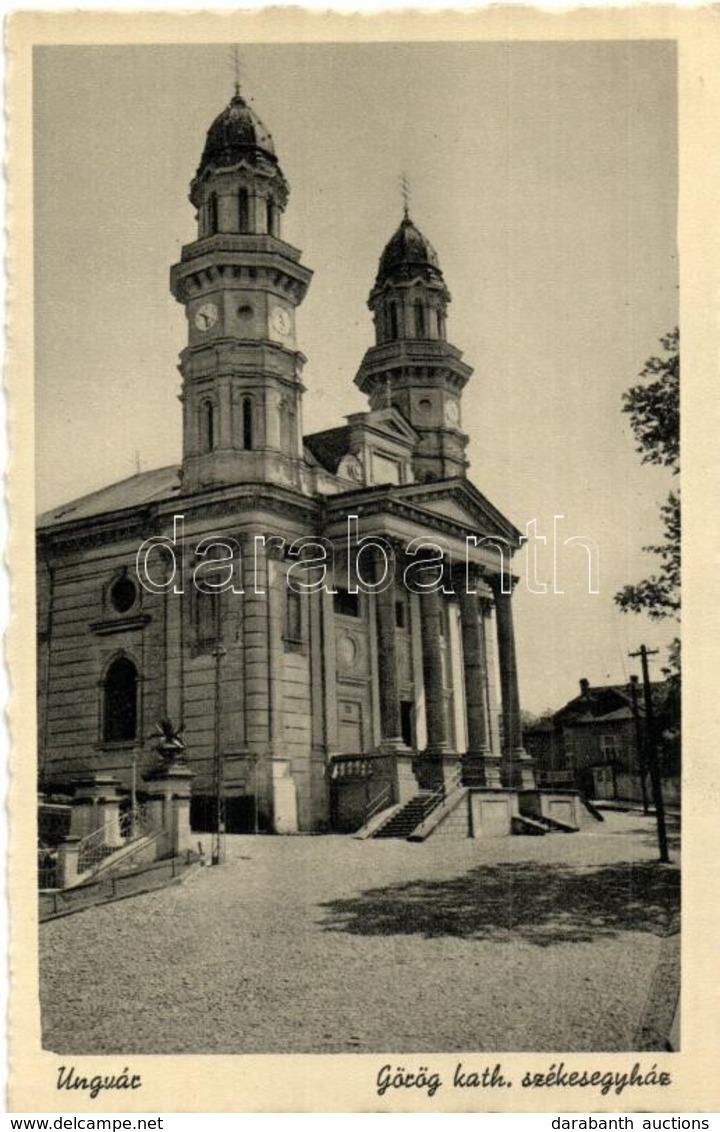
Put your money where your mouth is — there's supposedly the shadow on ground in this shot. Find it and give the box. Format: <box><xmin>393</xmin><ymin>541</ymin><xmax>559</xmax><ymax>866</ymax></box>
<box><xmin>319</xmin><ymin>860</ymin><xmax>679</xmax><ymax>946</ymax></box>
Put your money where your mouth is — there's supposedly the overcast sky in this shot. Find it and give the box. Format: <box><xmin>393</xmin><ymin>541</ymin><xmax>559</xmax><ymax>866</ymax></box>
<box><xmin>34</xmin><ymin>41</ymin><xmax>678</xmax><ymax>712</ymax></box>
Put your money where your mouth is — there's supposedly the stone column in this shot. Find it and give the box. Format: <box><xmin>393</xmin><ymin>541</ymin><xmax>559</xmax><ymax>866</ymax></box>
<box><xmin>374</xmin><ymin>547</ymin><xmax>404</xmax><ymax>749</ymax></box>
<box><xmin>419</xmin><ymin>586</ymin><xmax>449</xmax><ymax>753</ymax></box>
<box><xmin>491</xmin><ymin>575</ymin><xmax>535</xmax><ymax>789</ymax></box>
<box><xmin>457</xmin><ymin>577</ymin><xmax>501</xmax><ymax>787</ymax></box>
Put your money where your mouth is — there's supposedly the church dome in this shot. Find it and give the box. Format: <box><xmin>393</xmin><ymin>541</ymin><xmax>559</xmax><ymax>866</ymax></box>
<box><xmin>197</xmin><ymin>91</ymin><xmax>278</xmax><ymax>174</ymax></box>
<box><xmin>375</xmin><ymin>215</ymin><xmax>443</xmax><ymax>286</ymax></box>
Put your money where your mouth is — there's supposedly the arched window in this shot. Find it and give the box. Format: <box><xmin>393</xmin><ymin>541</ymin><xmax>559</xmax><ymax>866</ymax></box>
<box><xmin>437</xmin><ymin>311</ymin><xmax>446</xmax><ymax>340</ymax></box>
<box><xmin>414</xmin><ymin>301</ymin><xmax>426</xmax><ymax>338</ymax></box>
<box><xmin>266</xmin><ymin>198</ymin><xmax>276</xmax><ymax>236</ymax></box>
<box><xmin>103</xmin><ymin>656</ymin><xmax>138</xmax><ymax>743</ymax></box>
<box><xmin>279</xmin><ymin>398</ymin><xmax>296</xmax><ymax>454</ymax></box>
<box><xmin>389</xmin><ymin>303</ymin><xmax>399</xmax><ymax>341</ymax></box>
<box><xmin>242</xmin><ymin>397</ymin><xmax>254</xmax><ymax>451</ymax></box>
<box><xmin>201</xmin><ymin>401</ymin><xmax>215</xmax><ymax>453</ymax></box>
<box><xmin>238</xmin><ymin>188</ymin><xmax>249</xmax><ymax>233</ymax></box>
<box><xmin>208</xmin><ymin>192</ymin><xmax>218</xmax><ymax>235</ymax></box>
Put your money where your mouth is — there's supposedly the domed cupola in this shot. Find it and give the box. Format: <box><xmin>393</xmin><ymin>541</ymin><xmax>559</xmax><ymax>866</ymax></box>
<box><xmin>188</xmin><ymin>86</ymin><xmax>289</xmax><ymax>240</ymax></box>
<box><xmin>355</xmin><ymin>209</ymin><xmax>473</xmax><ymax>483</ymax></box>
<box><xmin>375</xmin><ymin>215</ymin><xmax>444</xmax><ymax>289</ymax></box>
<box><xmin>197</xmin><ymin>90</ymin><xmax>278</xmax><ymax>176</ymax></box>
<box><xmin>367</xmin><ymin>212</ymin><xmax>451</xmax><ymax>347</ymax></box>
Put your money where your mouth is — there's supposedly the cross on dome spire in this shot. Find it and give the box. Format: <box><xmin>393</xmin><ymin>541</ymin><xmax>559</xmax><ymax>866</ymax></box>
<box><xmin>229</xmin><ymin>45</ymin><xmax>243</xmax><ymax>97</ymax></box>
<box><xmin>400</xmin><ymin>172</ymin><xmax>411</xmax><ymax>219</ymax></box>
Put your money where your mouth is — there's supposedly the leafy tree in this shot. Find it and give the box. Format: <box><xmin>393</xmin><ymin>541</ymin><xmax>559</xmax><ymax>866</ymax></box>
<box><xmin>615</xmin><ymin>329</ymin><xmax>680</xmax><ymax>677</ymax></box>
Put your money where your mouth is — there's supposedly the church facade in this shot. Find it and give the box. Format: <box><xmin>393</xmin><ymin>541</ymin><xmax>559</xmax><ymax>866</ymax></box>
<box><xmin>36</xmin><ymin>88</ymin><xmax>536</xmax><ymax>834</ymax></box>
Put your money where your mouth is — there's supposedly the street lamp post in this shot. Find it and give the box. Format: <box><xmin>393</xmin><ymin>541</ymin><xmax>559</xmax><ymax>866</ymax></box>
<box><xmin>211</xmin><ymin>643</ymin><xmax>227</xmax><ymax>865</ymax></box>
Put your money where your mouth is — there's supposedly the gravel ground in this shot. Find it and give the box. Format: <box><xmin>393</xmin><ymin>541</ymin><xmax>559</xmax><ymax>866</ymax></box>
<box><xmin>40</xmin><ymin>811</ymin><xmax>679</xmax><ymax>1054</ymax></box>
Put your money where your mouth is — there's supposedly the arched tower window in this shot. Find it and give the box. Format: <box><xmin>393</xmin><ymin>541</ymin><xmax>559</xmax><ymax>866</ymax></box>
<box><xmin>238</xmin><ymin>188</ymin><xmax>250</xmax><ymax>233</ymax></box>
<box><xmin>389</xmin><ymin>303</ymin><xmax>399</xmax><ymax>341</ymax></box>
<box><xmin>242</xmin><ymin>396</ymin><xmax>254</xmax><ymax>451</ymax></box>
<box><xmin>208</xmin><ymin>192</ymin><xmax>219</xmax><ymax>235</ymax></box>
<box><xmin>414</xmin><ymin>301</ymin><xmax>426</xmax><ymax>338</ymax></box>
<box><xmin>266</xmin><ymin>198</ymin><xmax>276</xmax><ymax>236</ymax></box>
<box><xmin>103</xmin><ymin>656</ymin><xmax>138</xmax><ymax>743</ymax></box>
<box><xmin>279</xmin><ymin>398</ymin><xmax>296</xmax><ymax>455</ymax></box>
<box><xmin>201</xmin><ymin>400</ymin><xmax>215</xmax><ymax>453</ymax></box>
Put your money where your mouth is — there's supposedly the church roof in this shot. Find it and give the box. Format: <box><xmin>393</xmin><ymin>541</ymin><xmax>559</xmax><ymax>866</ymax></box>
<box><xmin>304</xmin><ymin>427</ymin><xmax>352</xmax><ymax>475</ymax></box>
<box><xmin>375</xmin><ymin>215</ymin><xmax>444</xmax><ymax>287</ymax></box>
<box><xmin>197</xmin><ymin>90</ymin><xmax>277</xmax><ymax>176</ymax></box>
<box><xmin>37</xmin><ymin>465</ymin><xmax>181</xmax><ymax>530</ymax></box>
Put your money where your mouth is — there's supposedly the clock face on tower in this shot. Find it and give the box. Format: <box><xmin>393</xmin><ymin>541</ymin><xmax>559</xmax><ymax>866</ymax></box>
<box><xmin>444</xmin><ymin>399</ymin><xmax>460</xmax><ymax>425</ymax></box>
<box><xmin>270</xmin><ymin>305</ymin><xmax>292</xmax><ymax>338</ymax></box>
<box><xmin>194</xmin><ymin>302</ymin><xmax>218</xmax><ymax>332</ymax></box>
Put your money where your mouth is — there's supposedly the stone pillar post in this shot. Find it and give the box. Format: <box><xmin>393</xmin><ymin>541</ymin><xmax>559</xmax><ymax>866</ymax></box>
<box><xmin>69</xmin><ymin>774</ymin><xmax>124</xmax><ymax>846</ymax></box>
<box><xmin>374</xmin><ymin>546</ymin><xmax>404</xmax><ymax>750</ymax></box>
<box><xmin>142</xmin><ymin>763</ymin><xmax>195</xmax><ymax>856</ymax></box>
<box><xmin>56</xmin><ymin>836</ymin><xmax>81</xmax><ymax>889</ymax></box>
<box><xmin>457</xmin><ymin>577</ymin><xmax>501</xmax><ymax>787</ymax></box>
<box><xmin>491</xmin><ymin>575</ymin><xmax>535</xmax><ymax>789</ymax></box>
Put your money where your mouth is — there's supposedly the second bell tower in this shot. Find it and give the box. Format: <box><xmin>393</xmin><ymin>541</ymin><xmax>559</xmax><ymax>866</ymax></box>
<box><xmin>170</xmin><ymin>87</ymin><xmax>312</xmax><ymax>493</ymax></box>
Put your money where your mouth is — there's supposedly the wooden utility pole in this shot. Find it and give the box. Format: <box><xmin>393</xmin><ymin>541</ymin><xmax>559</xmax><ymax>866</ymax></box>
<box><xmin>629</xmin><ymin>646</ymin><xmax>670</xmax><ymax>863</ymax></box>
<box><xmin>628</xmin><ymin>675</ymin><xmax>649</xmax><ymax>814</ymax></box>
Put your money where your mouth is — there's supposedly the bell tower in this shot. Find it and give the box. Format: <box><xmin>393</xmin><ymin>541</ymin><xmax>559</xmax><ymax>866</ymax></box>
<box><xmin>170</xmin><ymin>86</ymin><xmax>313</xmax><ymax>492</ymax></box>
<box><xmin>354</xmin><ymin>211</ymin><xmax>472</xmax><ymax>482</ymax></box>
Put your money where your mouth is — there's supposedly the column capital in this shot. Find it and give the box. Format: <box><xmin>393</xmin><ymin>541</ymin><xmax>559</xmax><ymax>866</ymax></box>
<box><xmin>488</xmin><ymin>571</ymin><xmax>520</xmax><ymax>596</ymax></box>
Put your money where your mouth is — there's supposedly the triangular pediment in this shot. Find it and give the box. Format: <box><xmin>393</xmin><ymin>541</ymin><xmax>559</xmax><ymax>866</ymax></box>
<box><xmin>352</xmin><ymin>406</ymin><xmax>419</xmax><ymax>445</ymax></box>
<box><xmin>399</xmin><ymin>479</ymin><xmax>522</xmax><ymax>543</ymax></box>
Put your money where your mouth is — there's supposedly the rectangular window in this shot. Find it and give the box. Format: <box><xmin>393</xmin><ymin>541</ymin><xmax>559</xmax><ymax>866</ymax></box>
<box><xmin>195</xmin><ymin>587</ymin><xmax>220</xmax><ymax>645</ymax></box>
<box><xmin>285</xmin><ymin>588</ymin><xmax>303</xmax><ymax>642</ymax></box>
<box><xmin>372</xmin><ymin>452</ymin><xmax>401</xmax><ymax>485</ymax></box>
<box><xmin>238</xmin><ymin>188</ymin><xmax>250</xmax><ymax>233</ymax></box>
<box><xmin>395</xmin><ymin>600</ymin><xmax>406</xmax><ymax>629</ymax></box>
<box><xmin>334</xmin><ymin>588</ymin><xmax>360</xmax><ymax>618</ymax></box>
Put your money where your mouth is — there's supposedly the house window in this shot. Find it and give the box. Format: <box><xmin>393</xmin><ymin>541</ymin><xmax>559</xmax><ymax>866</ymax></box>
<box><xmin>285</xmin><ymin>589</ymin><xmax>303</xmax><ymax>642</ymax></box>
<box><xmin>201</xmin><ymin>401</ymin><xmax>215</xmax><ymax>453</ymax></box>
<box><xmin>103</xmin><ymin>656</ymin><xmax>138</xmax><ymax>743</ymax></box>
<box><xmin>238</xmin><ymin>188</ymin><xmax>249</xmax><ymax>233</ymax></box>
<box><xmin>242</xmin><ymin>396</ymin><xmax>254</xmax><ymax>451</ymax></box>
<box><xmin>334</xmin><ymin>588</ymin><xmax>360</xmax><ymax>618</ymax></box>
<box><xmin>600</xmin><ymin>734</ymin><xmax>620</xmax><ymax>762</ymax></box>
<box><xmin>414</xmin><ymin>301</ymin><xmax>426</xmax><ymax>337</ymax></box>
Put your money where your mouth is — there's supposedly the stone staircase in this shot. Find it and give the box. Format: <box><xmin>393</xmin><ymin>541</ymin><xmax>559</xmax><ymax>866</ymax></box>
<box><xmin>372</xmin><ymin>791</ymin><xmax>439</xmax><ymax>839</ymax></box>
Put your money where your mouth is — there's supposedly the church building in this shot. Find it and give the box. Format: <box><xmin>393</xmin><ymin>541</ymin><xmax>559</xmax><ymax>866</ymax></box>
<box><xmin>36</xmin><ymin>87</ymin><xmax>539</xmax><ymax>835</ymax></box>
